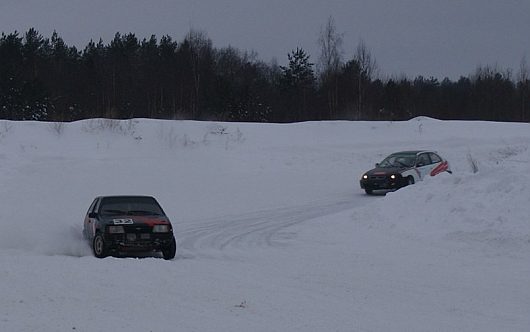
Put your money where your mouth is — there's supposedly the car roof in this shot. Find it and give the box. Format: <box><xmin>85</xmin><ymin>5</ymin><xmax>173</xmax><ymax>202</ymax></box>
<box><xmin>95</xmin><ymin>195</ymin><xmax>156</xmax><ymax>200</ymax></box>
<box><xmin>390</xmin><ymin>150</ymin><xmax>435</xmax><ymax>156</ymax></box>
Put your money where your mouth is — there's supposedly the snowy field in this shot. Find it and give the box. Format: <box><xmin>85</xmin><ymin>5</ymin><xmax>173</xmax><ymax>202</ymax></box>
<box><xmin>0</xmin><ymin>117</ymin><xmax>529</xmax><ymax>331</ymax></box>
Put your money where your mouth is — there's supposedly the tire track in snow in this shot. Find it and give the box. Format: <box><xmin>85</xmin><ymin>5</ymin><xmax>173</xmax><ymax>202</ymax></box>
<box><xmin>176</xmin><ymin>194</ymin><xmax>369</xmax><ymax>258</ymax></box>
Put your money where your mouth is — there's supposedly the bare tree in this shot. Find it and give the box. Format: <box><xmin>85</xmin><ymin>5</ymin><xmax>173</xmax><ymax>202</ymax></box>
<box><xmin>517</xmin><ymin>56</ymin><xmax>529</xmax><ymax>121</ymax></box>
<box><xmin>317</xmin><ymin>16</ymin><xmax>343</xmax><ymax>118</ymax></box>
<box><xmin>185</xmin><ymin>29</ymin><xmax>213</xmax><ymax>119</ymax></box>
<box><xmin>354</xmin><ymin>39</ymin><xmax>377</xmax><ymax>119</ymax></box>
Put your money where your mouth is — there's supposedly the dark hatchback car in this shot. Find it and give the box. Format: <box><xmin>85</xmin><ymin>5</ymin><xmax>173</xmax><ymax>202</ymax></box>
<box><xmin>83</xmin><ymin>196</ymin><xmax>176</xmax><ymax>259</ymax></box>
<box><xmin>359</xmin><ymin>150</ymin><xmax>451</xmax><ymax>194</ymax></box>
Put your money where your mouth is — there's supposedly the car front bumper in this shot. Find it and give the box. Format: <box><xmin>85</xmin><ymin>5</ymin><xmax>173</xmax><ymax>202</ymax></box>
<box><xmin>360</xmin><ymin>176</ymin><xmax>407</xmax><ymax>191</ymax></box>
<box><xmin>103</xmin><ymin>232</ymin><xmax>175</xmax><ymax>252</ymax></box>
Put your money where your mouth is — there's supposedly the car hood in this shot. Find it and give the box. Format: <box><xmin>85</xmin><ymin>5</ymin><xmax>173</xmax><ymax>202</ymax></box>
<box><xmin>101</xmin><ymin>215</ymin><xmax>171</xmax><ymax>226</ymax></box>
<box><xmin>365</xmin><ymin>167</ymin><xmax>408</xmax><ymax>175</ymax></box>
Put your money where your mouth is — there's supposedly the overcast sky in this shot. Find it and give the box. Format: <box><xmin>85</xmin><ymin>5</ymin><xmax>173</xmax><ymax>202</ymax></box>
<box><xmin>1</xmin><ymin>0</ymin><xmax>529</xmax><ymax>79</ymax></box>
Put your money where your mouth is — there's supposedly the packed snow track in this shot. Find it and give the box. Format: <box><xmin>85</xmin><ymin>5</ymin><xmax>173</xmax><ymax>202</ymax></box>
<box><xmin>178</xmin><ymin>194</ymin><xmax>364</xmax><ymax>258</ymax></box>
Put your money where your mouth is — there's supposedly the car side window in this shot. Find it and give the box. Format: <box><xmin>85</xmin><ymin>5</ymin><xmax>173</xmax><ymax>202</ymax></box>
<box><xmin>417</xmin><ymin>153</ymin><xmax>431</xmax><ymax>166</ymax></box>
<box><xmin>429</xmin><ymin>153</ymin><xmax>442</xmax><ymax>163</ymax></box>
<box><xmin>93</xmin><ymin>198</ymin><xmax>102</xmax><ymax>214</ymax></box>
<box><xmin>87</xmin><ymin>198</ymin><xmax>98</xmax><ymax>214</ymax></box>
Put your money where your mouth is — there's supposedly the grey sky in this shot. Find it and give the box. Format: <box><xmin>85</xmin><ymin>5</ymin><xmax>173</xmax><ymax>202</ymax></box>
<box><xmin>1</xmin><ymin>0</ymin><xmax>529</xmax><ymax>79</ymax></box>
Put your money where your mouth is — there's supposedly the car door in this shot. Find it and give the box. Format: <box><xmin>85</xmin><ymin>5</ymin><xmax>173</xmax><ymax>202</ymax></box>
<box><xmin>428</xmin><ymin>152</ymin><xmax>449</xmax><ymax>176</ymax></box>
<box><xmin>84</xmin><ymin>198</ymin><xmax>100</xmax><ymax>239</ymax></box>
<box><xmin>415</xmin><ymin>153</ymin><xmax>433</xmax><ymax>180</ymax></box>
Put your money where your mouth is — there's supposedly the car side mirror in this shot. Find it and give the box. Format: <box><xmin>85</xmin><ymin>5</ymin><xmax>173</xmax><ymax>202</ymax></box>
<box><xmin>88</xmin><ymin>212</ymin><xmax>98</xmax><ymax>218</ymax></box>
<box><xmin>375</xmin><ymin>163</ymin><xmax>380</xmax><ymax>167</ymax></box>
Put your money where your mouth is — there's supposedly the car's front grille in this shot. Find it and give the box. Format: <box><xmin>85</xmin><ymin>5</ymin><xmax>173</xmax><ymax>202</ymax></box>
<box><xmin>121</xmin><ymin>225</ymin><xmax>152</xmax><ymax>243</ymax></box>
<box><xmin>123</xmin><ymin>225</ymin><xmax>152</xmax><ymax>233</ymax></box>
<box><xmin>369</xmin><ymin>175</ymin><xmax>387</xmax><ymax>181</ymax></box>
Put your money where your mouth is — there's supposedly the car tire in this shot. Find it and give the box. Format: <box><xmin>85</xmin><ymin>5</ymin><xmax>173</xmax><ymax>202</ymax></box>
<box><xmin>93</xmin><ymin>233</ymin><xmax>108</xmax><ymax>258</ymax></box>
<box><xmin>407</xmin><ymin>176</ymin><xmax>415</xmax><ymax>186</ymax></box>
<box><xmin>365</xmin><ymin>189</ymin><xmax>373</xmax><ymax>195</ymax></box>
<box><xmin>162</xmin><ymin>237</ymin><xmax>176</xmax><ymax>260</ymax></box>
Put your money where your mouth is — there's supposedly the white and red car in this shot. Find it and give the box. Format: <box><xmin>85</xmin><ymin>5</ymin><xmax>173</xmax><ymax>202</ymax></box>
<box><xmin>360</xmin><ymin>150</ymin><xmax>451</xmax><ymax>194</ymax></box>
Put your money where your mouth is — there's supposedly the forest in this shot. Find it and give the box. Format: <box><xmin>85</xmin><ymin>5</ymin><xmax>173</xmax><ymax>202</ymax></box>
<box><xmin>1</xmin><ymin>26</ymin><xmax>529</xmax><ymax>123</ymax></box>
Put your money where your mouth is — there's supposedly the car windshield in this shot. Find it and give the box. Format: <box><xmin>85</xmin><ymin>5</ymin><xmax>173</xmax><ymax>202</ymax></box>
<box><xmin>100</xmin><ymin>197</ymin><xmax>164</xmax><ymax>216</ymax></box>
<box><xmin>378</xmin><ymin>153</ymin><xmax>416</xmax><ymax>168</ymax></box>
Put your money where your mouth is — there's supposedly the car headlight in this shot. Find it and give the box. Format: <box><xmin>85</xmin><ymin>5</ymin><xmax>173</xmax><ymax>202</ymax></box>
<box><xmin>108</xmin><ymin>226</ymin><xmax>125</xmax><ymax>234</ymax></box>
<box><xmin>153</xmin><ymin>225</ymin><xmax>170</xmax><ymax>233</ymax></box>
<box><xmin>362</xmin><ymin>174</ymin><xmax>368</xmax><ymax>180</ymax></box>
<box><xmin>390</xmin><ymin>174</ymin><xmax>396</xmax><ymax>179</ymax></box>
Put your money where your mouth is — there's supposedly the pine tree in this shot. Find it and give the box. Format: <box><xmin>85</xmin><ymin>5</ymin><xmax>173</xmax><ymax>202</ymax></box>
<box><xmin>280</xmin><ymin>48</ymin><xmax>315</xmax><ymax>121</ymax></box>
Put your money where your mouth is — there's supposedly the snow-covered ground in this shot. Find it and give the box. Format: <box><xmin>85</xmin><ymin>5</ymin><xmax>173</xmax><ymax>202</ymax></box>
<box><xmin>0</xmin><ymin>117</ymin><xmax>529</xmax><ymax>331</ymax></box>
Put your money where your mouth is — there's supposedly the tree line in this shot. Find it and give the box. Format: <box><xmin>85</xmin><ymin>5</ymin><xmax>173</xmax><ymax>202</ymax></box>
<box><xmin>1</xmin><ymin>25</ymin><xmax>529</xmax><ymax>123</ymax></box>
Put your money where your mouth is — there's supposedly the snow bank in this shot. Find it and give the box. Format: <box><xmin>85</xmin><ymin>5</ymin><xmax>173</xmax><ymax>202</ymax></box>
<box><xmin>1</xmin><ymin>118</ymin><xmax>530</xmax><ymax>331</ymax></box>
<box><xmin>361</xmin><ymin>140</ymin><xmax>530</xmax><ymax>256</ymax></box>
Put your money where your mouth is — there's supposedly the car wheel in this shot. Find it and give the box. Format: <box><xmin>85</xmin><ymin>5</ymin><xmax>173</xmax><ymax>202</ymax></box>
<box><xmin>162</xmin><ymin>237</ymin><xmax>176</xmax><ymax>260</ymax></box>
<box><xmin>92</xmin><ymin>233</ymin><xmax>108</xmax><ymax>258</ymax></box>
<box><xmin>365</xmin><ymin>189</ymin><xmax>373</xmax><ymax>195</ymax></box>
<box><xmin>407</xmin><ymin>176</ymin><xmax>415</xmax><ymax>185</ymax></box>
